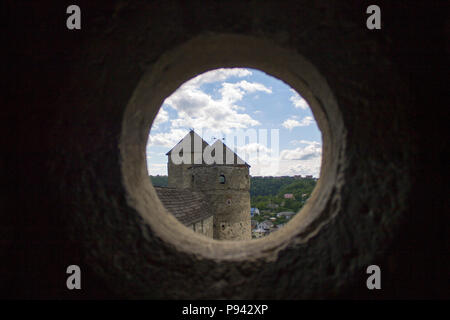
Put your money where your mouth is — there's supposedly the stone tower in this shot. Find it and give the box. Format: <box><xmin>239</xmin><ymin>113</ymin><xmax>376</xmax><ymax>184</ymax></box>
<box><xmin>166</xmin><ymin>130</ymin><xmax>251</xmax><ymax>240</ymax></box>
<box><xmin>167</xmin><ymin>130</ymin><xmax>209</xmax><ymax>189</ymax></box>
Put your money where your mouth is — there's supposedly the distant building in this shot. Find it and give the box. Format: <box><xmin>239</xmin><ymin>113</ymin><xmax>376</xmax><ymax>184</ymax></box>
<box><xmin>283</xmin><ymin>193</ymin><xmax>294</xmax><ymax>199</ymax></box>
<box><xmin>276</xmin><ymin>211</ymin><xmax>296</xmax><ymax>219</ymax></box>
<box><xmin>250</xmin><ymin>207</ymin><xmax>260</xmax><ymax>216</ymax></box>
<box><xmin>267</xmin><ymin>203</ymin><xmax>279</xmax><ymax>209</ymax></box>
<box><xmin>252</xmin><ymin>228</ymin><xmax>268</xmax><ymax>238</ymax></box>
<box><xmin>259</xmin><ymin>220</ymin><xmax>274</xmax><ymax>230</ymax></box>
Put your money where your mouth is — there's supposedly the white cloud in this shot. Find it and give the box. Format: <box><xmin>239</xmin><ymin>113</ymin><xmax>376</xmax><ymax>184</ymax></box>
<box><xmin>248</xmin><ymin>155</ymin><xmax>321</xmax><ymax>178</ymax></box>
<box><xmin>146</xmin><ymin>150</ymin><xmax>166</xmax><ymax>157</ymax></box>
<box><xmin>152</xmin><ymin>107</ymin><xmax>169</xmax><ymax>130</ymax></box>
<box><xmin>282</xmin><ymin>116</ymin><xmax>315</xmax><ymax>130</ymax></box>
<box><xmin>277</xmin><ymin>159</ymin><xmax>322</xmax><ymax>177</ymax></box>
<box><xmin>280</xmin><ymin>141</ymin><xmax>322</xmax><ymax>161</ymax></box>
<box><xmin>147</xmin><ymin>128</ymin><xmax>188</xmax><ymax>148</ymax></box>
<box><xmin>146</xmin><ymin>163</ymin><xmax>167</xmax><ymax>176</ymax></box>
<box><xmin>230</xmin><ymin>140</ymin><xmax>322</xmax><ymax>177</ymax></box>
<box><xmin>235</xmin><ymin>142</ymin><xmax>273</xmax><ymax>164</ymax></box>
<box><xmin>282</xmin><ymin>119</ymin><xmax>300</xmax><ymax>130</ymax></box>
<box><xmin>237</xmin><ymin>142</ymin><xmax>272</xmax><ymax>155</ymax></box>
<box><xmin>228</xmin><ymin>80</ymin><xmax>272</xmax><ymax>95</ymax></box>
<box><xmin>290</xmin><ymin>139</ymin><xmax>321</xmax><ymax>145</ymax></box>
<box><xmin>289</xmin><ymin>89</ymin><xmax>309</xmax><ymax>110</ymax></box>
<box><xmin>249</xmin><ymin>141</ymin><xmax>322</xmax><ymax>177</ymax></box>
<box><xmin>162</xmin><ymin>70</ymin><xmax>271</xmax><ymax>133</ymax></box>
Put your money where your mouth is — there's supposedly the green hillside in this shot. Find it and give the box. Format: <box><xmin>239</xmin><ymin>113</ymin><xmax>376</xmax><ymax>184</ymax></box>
<box><xmin>150</xmin><ymin>174</ymin><xmax>317</xmax><ymax>213</ymax></box>
<box><xmin>150</xmin><ymin>175</ymin><xmax>168</xmax><ymax>187</ymax></box>
<box><xmin>250</xmin><ymin>176</ymin><xmax>317</xmax><ymax>213</ymax></box>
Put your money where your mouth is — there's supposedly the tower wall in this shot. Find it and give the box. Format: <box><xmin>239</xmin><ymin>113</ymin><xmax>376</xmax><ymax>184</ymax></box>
<box><xmin>167</xmin><ymin>131</ymin><xmax>206</xmax><ymax>188</ymax></box>
<box><xmin>190</xmin><ymin>165</ymin><xmax>251</xmax><ymax>240</ymax></box>
<box><xmin>167</xmin><ymin>161</ymin><xmax>192</xmax><ymax>189</ymax></box>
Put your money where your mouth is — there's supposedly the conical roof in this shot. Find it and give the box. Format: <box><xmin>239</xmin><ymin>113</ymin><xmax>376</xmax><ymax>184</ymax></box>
<box><xmin>165</xmin><ymin>130</ymin><xmax>250</xmax><ymax>167</ymax></box>
<box><xmin>165</xmin><ymin>130</ymin><xmax>209</xmax><ymax>156</ymax></box>
<box><xmin>209</xmin><ymin>139</ymin><xmax>250</xmax><ymax>167</ymax></box>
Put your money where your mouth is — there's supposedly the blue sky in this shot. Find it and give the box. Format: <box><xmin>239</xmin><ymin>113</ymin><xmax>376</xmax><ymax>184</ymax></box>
<box><xmin>146</xmin><ymin>68</ymin><xmax>322</xmax><ymax>177</ymax></box>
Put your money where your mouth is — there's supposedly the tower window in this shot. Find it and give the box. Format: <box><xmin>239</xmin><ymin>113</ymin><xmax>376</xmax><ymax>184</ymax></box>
<box><xmin>219</xmin><ymin>174</ymin><xmax>226</xmax><ymax>184</ymax></box>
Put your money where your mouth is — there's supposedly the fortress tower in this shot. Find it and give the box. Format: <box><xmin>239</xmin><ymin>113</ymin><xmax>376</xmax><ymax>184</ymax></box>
<box><xmin>166</xmin><ymin>130</ymin><xmax>251</xmax><ymax>240</ymax></box>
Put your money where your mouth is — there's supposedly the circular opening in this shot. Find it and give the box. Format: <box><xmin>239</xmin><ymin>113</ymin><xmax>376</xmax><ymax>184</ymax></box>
<box><xmin>120</xmin><ymin>34</ymin><xmax>343</xmax><ymax>261</ymax></box>
<box><xmin>146</xmin><ymin>68</ymin><xmax>323</xmax><ymax>240</ymax></box>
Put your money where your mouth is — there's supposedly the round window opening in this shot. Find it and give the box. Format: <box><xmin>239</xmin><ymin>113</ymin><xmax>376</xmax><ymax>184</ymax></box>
<box><xmin>120</xmin><ymin>34</ymin><xmax>342</xmax><ymax>261</ymax></box>
<box><xmin>146</xmin><ymin>68</ymin><xmax>323</xmax><ymax>241</ymax></box>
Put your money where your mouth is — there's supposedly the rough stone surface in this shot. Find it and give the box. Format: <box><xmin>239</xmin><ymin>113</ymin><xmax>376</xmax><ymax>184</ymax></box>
<box><xmin>190</xmin><ymin>165</ymin><xmax>251</xmax><ymax>240</ymax></box>
<box><xmin>167</xmin><ymin>131</ymin><xmax>210</xmax><ymax>188</ymax></box>
<box><xmin>3</xmin><ymin>1</ymin><xmax>448</xmax><ymax>299</ymax></box>
<box><xmin>193</xmin><ymin>216</ymin><xmax>213</xmax><ymax>238</ymax></box>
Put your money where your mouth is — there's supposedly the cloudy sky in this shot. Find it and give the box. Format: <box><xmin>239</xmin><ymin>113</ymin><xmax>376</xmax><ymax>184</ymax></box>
<box><xmin>146</xmin><ymin>68</ymin><xmax>322</xmax><ymax>177</ymax></box>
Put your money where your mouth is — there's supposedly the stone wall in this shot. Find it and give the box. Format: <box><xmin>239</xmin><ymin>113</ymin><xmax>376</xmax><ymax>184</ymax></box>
<box><xmin>191</xmin><ymin>166</ymin><xmax>250</xmax><ymax>191</ymax></box>
<box><xmin>167</xmin><ymin>163</ymin><xmax>192</xmax><ymax>189</ymax></box>
<box><xmin>208</xmin><ymin>190</ymin><xmax>251</xmax><ymax>241</ymax></box>
<box><xmin>190</xmin><ymin>216</ymin><xmax>214</xmax><ymax>239</ymax></box>
<box><xmin>190</xmin><ymin>165</ymin><xmax>251</xmax><ymax>240</ymax></box>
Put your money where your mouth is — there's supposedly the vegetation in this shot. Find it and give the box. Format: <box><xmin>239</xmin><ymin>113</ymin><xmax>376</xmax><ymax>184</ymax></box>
<box><xmin>150</xmin><ymin>174</ymin><xmax>317</xmax><ymax>214</ymax></box>
<box><xmin>150</xmin><ymin>175</ymin><xmax>168</xmax><ymax>187</ymax></box>
<box><xmin>250</xmin><ymin>176</ymin><xmax>298</xmax><ymax>197</ymax></box>
<box><xmin>250</xmin><ymin>177</ymin><xmax>317</xmax><ymax>213</ymax></box>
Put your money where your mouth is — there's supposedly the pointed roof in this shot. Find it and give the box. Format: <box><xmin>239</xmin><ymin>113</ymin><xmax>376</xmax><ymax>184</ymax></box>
<box><xmin>210</xmin><ymin>139</ymin><xmax>250</xmax><ymax>167</ymax></box>
<box><xmin>165</xmin><ymin>130</ymin><xmax>250</xmax><ymax>167</ymax></box>
<box><xmin>165</xmin><ymin>130</ymin><xmax>209</xmax><ymax>156</ymax></box>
